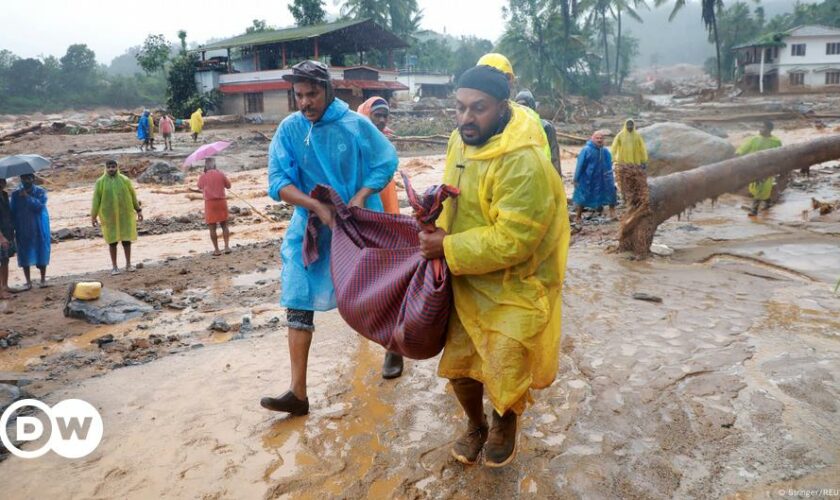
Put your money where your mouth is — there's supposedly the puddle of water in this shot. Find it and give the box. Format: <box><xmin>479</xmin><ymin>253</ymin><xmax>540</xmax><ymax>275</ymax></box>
<box><xmin>732</xmin><ymin>242</ymin><xmax>840</xmax><ymax>283</ymax></box>
<box><xmin>0</xmin><ymin>322</ymin><xmax>135</xmax><ymax>372</ymax></box>
<box><xmin>232</xmin><ymin>268</ymin><xmax>281</xmax><ymax>288</ymax></box>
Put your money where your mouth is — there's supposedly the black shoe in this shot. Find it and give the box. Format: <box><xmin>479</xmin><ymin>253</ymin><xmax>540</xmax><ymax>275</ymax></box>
<box><xmin>382</xmin><ymin>352</ymin><xmax>404</xmax><ymax>379</ymax></box>
<box><xmin>260</xmin><ymin>390</ymin><xmax>309</xmax><ymax>416</ymax></box>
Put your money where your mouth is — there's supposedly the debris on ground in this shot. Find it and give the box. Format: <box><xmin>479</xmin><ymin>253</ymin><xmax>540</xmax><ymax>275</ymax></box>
<box><xmin>632</xmin><ymin>292</ymin><xmax>664</xmax><ymax>303</ymax></box>
<box><xmin>811</xmin><ymin>197</ymin><xmax>839</xmax><ymax>215</ymax></box>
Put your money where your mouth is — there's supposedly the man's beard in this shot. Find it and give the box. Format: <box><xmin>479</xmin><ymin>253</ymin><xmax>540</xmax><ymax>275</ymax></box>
<box><xmin>459</xmin><ymin>124</ymin><xmax>495</xmax><ymax>146</ymax></box>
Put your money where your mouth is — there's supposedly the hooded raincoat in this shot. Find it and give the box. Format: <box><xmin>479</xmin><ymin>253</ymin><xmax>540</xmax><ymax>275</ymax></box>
<box><xmin>437</xmin><ymin>104</ymin><xmax>571</xmax><ymax>415</ymax></box>
<box><xmin>137</xmin><ymin>111</ymin><xmax>150</xmax><ymax>141</ymax></box>
<box><xmin>611</xmin><ymin>120</ymin><xmax>648</xmax><ymax>166</ymax></box>
<box><xmin>356</xmin><ymin>97</ymin><xmax>400</xmax><ymax>215</ymax></box>
<box><xmin>573</xmin><ymin>140</ymin><xmax>617</xmax><ymax>209</ymax></box>
<box><xmin>91</xmin><ymin>170</ymin><xmax>140</xmax><ymax>244</ymax></box>
<box><xmin>268</xmin><ymin>98</ymin><xmax>398</xmax><ymax>311</ymax></box>
<box><xmin>190</xmin><ymin>108</ymin><xmax>204</xmax><ymax>135</ymax></box>
<box><xmin>10</xmin><ymin>185</ymin><xmax>50</xmax><ymax>268</ymax></box>
<box><xmin>736</xmin><ymin>134</ymin><xmax>782</xmax><ymax>201</ymax></box>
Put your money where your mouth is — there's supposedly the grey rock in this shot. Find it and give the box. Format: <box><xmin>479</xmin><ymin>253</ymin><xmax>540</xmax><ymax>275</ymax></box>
<box><xmin>137</xmin><ymin>161</ymin><xmax>185</xmax><ymax>185</ymax></box>
<box><xmin>638</xmin><ymin>122</ymin><xmax>735</xmax><ymax>177</ymax></box>
<box><xmin>0</xmin><ymin>383</ymin><xmax>21</xmax><ymax>412</ymax></box>
<box><xmin>208</xmin><ymin>319</ymin><xmax>231</xmax><ymax>333</ymax></box>
<box><xmin>65</xmin><ymin>288</ymin><xmax>155</xmax><ymax>325</ymax></box>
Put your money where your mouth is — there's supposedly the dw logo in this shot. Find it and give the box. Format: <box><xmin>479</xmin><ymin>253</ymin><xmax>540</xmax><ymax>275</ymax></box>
<box><xmin>0</xmin><ymin>399</ymin><xmax>103</xmax><ymax>459</ymax></box>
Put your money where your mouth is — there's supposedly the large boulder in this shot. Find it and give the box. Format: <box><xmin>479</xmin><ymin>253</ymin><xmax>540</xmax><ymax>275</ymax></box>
<box><xmin>138</xmin><ymin>161</ymin><xmax>185</xmax><ymax>185</ymax></box>
<box><xmin>638</xmin><ymin>122</ymin><xmax>735</xmax><ymax>177</ymax></box>
<box><xmin>64</xmin><ymin>288</ymin><xmax>154</xmax><ymax>324</ymax></box>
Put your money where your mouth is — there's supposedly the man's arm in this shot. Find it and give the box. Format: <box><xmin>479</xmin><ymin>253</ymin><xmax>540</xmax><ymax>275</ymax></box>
<box><xmin>441</xmin><ymin>149</ymin><xmax>556</xmax><ymax>275</ymax></box>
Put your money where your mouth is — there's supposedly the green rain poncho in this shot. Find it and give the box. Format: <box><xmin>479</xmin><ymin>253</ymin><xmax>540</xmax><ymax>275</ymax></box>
<box><xmin>91</xmin><ymin>171</ymin><xmax>140</xmax><ymax>244</ymax></box>
<box><xmin>736</xmin><ymin>135</ymin><xmax>782</xmax><ymax>201</ymax></box>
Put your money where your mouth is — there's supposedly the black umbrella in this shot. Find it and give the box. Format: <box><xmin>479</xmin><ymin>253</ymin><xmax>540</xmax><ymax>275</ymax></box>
<box><xmin>0</xmin><ymin>155</ymin><xmax>51</xmax><ymax>179</ymax></box>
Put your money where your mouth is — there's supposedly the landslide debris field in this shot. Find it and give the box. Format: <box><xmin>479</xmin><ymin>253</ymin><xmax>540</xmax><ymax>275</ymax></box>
<box><xmin>0</xmin><ymin>93</ymin><xmax>839</xmax><ymax>499</ymax></box>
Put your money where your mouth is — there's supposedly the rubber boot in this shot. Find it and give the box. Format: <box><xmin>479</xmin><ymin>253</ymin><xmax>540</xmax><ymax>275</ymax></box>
<box><xmin>450</xmin><ymin>378</ymin><xmax>488</xmax><ymax>465</ymax></box>
<box><xmin>381</xmin><ymin>352</ymin><xmax>404</xmax><ymax>379</ymax></box>
<box><xmin>484</xmin><ymin>410</ymin><xmax>518</xmax><ymax>467</ymax></box>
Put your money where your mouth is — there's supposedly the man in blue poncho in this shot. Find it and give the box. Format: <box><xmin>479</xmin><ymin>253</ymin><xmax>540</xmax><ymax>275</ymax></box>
<box><xmin>137</xmin><ymin>109</ymin><xmax>151</xmax><ymax>151</ymax></box>
<box><xmin>573</xmin><ymin>130</ymin><xmax>617</xmax><ymax>221</ymax></box>
<box><xmin>260</xmin><ymin>60</ymin><xmax>399</xmax><ymax>416</ymax></box>
<box><xmin>10</xmin><ymin>174</ymin><xmax>50</xmax><ymax>290</ymax></box>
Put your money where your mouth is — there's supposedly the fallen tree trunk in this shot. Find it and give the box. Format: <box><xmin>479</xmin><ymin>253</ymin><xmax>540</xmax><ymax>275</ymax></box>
<box><xmin>0</xmin><ymin>123</ymin><xmax>42</xmax><ymax>140</ymax></box>
<box><xmin>620</xmin><ymin>135</ymin><xmax>840</xmax><ymax>255</ymax></box>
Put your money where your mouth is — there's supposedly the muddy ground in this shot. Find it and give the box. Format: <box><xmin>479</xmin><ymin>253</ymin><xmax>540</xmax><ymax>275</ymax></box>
<box><xmin>0</xmin><ymin>110</ymin><xmax>839</xmax><ymax>499</ymax></box>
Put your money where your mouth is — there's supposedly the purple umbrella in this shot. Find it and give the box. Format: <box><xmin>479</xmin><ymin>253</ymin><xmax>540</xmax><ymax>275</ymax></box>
<box><xmin>182</xmin><ymin>141</ymin><xmax>231</xmax><ymax>169</ymax></box>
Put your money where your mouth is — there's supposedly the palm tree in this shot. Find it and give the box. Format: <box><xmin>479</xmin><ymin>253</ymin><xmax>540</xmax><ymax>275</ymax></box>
<box><xmin>656</xmin><ymin>0</ymin><xmax>724</xmax><ymax>89</ymax></box>
<box><xmin>611</xmin><ymin>0</ymin><xmax>648</xmax><ymax>88</ymax></box>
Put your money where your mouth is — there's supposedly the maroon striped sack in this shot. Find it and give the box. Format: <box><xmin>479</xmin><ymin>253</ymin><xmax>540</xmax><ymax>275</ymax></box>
<box><xmin>302</xmin><ymin>174</ymin><xmax>459</xmax><ymax>359</ymax></box>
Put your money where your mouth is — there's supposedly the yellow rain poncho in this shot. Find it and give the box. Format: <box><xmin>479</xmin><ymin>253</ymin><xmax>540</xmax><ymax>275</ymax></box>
<box><xmin>437</xmin><ymin>104</ymin><xmax>571</xmax><ymax>415</ymax></box>
<box><xmin>611</xmin><ymin>119</ymin><xmax>648</xmax><ymax>165</ymax></box>
<box><xmin>91</xmin><ymin>171</ymin><xmax>140</xmax><ymax>244</ymax></box>
<box><xmin>190</xmin><ymin>108</ymin><xmax>204</xmax><ymax>135</ymax></box>
<box><xmin>736</xmin><ymin>134</ymin><xmax>782</xmax><ymax>201</ymax></box>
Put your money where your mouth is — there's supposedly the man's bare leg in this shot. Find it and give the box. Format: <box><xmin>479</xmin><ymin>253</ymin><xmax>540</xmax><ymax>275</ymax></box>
<box><xmin>288</xmin><ymin>327</ymin><xmax>312</xmax><ymax>399</ymax></box>
<box><xmin>21</xmin><ymin>266</ymin><xmax>31</xmax><ymax>290</ymax></box>
<box><xmin>109</xmin><ymin>243</ymin><xmax>120</xmax><ymax>274</ymax></box>
<box><xmin>260</xmin><ymin>326</ymin><xmax>312</xmax><ymax>415</ymax></box>
<box><xmin>0</xmin><ymin>259</ymin><xmax>10</xmax><ymax>299</ymax></box>
<box><xmin>122</xmin><ymin>242</ymin><xmax>133</xmax><ymax>271</ymax></box>
<box><xmin>220</xmin><ymin>221</ymin><xmax>230</xmax><ymax>253</ymax></box>
<box><xmin>208</xmin><ymin>223</ymin><xmax>220</xmax><ymax>255</ymax></box>
<box><xmin>37</xmin><ymin>265</ymin><xmax>46</xmax><ymax>287</ymax></box>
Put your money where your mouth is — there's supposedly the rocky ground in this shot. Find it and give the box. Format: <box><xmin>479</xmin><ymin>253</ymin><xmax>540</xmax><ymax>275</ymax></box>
<box><xmin>0</xmin><ymin>107</ymin><xmax>838</xmax><ymax>499</ymax></box>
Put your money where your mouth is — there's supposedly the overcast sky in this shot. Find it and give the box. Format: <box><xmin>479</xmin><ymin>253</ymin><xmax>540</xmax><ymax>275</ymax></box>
<box><xmin>0</xmin><ymin>0</ymin><xmax>508</xmax><ymax>64</ymax></box>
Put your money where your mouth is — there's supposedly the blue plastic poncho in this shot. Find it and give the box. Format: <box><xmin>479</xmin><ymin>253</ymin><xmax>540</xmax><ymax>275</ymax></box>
<box><xmin>137</xmin><ymin>111</ymin><xmax>150</xmax><ymax>141</ymax></box>
<box><xmin>268</xmin><ymin>98</ymin><xmax>398</xmax><ymax>311</ymax></box>
<box><xmin>573</xmin><ymin>140</ymin><xmax>618</xmax><ymax>209</ymax></box>
<box><xmin>10</xmin><ymin>185</ymin><xmax>50</xmax><ymax>268</ymax></box>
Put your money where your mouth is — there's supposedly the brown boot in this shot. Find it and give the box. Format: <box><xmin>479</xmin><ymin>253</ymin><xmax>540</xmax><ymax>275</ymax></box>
<box><xmin>484</xmin><ymin>410</ymin><xmax>517</xmax><ymax>467</ymax></box>
<box><xmin>450</xmin><ymin>378</ymin><xmax>488</xmax><ymax>465</ymax></box>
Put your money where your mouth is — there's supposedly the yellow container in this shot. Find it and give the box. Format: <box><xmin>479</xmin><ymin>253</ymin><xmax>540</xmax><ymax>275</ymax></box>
<box><xmin>72</xmin><ymin>282</ymin><xmax>102</xmax><ymax>301</ymax></box>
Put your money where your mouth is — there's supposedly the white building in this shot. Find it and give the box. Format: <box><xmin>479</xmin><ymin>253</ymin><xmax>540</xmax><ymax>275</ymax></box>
<box><xmin>734</xmin><ymin>25</ymin><xmax>840</xmax><ymax>94</ymax></box>
<box><xmin>395</xmin><ymin>72</ymin><xmax>453</xmax><ymax>100</ymax></box>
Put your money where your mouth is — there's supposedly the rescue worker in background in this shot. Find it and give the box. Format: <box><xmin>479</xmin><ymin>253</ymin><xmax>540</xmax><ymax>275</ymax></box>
<box><xmin>356</xmin><ymin>95</ymin><xmax>404</xmax><ymax>379</ymax></box>
<box><xmin>515</xmin><ymin>89</ymin><xmax>562</xmax><ymax>176</ymax></box>
<box><xmin>611</xmin><ymin>118</ymin><xmax>649</xmax><ymax>210</ymax></box>
<box><xmin>737</xmin><ymin>121</ymin><xmax>783</xmax><ymax>217</ymax></box>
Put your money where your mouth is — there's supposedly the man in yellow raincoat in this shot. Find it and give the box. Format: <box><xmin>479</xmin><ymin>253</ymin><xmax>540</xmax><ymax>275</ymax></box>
<box><xmin>190</xmin><ymin>108</ymin><xmax>204</xmax><ymax>143</ymax></box>
<box><xmin>91</xmin><ymin>159</ymin><xmax>143</xmax><ymax>275</ymax></box>
<box><xmin>611</xmin><ymin>118</ymin><xmax>649</xmax><ymax>208</ymax></box>
<box><xmin>419</xmin><ymin>65</ymin><xmax>570</xmax><ymax>468</ymax></box>
<box><xmin>737</xmin><ymin>121</ymin><xmax>782</xmax><ymax>216</ymax></box>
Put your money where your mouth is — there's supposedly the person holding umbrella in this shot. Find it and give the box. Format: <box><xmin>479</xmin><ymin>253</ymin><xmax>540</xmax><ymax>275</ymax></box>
<box><xmin>0</xmin><ymin>178</ymin><xmax>15</xmax><ymax>299</ymax></box>
<box><xmin>0</xmin><ymin>155</ymin><xmax>51</xmax><ymax>293</ymax></box>
<box><xmin>10</xmin><ymin>174</ymin><xmax>50</xmax><ymax>289</ymax></box>
<box><xmin>196</xmin><ymin>157</ymin><xmax>231</xmax><ymax>256</ymax></box>
<box><xmin>91</xmin><ymin>159</ymin><xmax>143</xmax><ymax>275</ymax></box>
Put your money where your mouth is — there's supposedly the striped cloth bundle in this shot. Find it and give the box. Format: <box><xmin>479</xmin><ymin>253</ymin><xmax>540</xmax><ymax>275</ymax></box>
<box><xmin>303</xmin><ymin>174</ymin><xmax>459</xmax><ymax>359</ymax></box>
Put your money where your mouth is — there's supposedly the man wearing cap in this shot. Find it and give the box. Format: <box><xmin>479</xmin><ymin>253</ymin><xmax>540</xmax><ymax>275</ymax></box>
<box><xmin>476</xmin><ymin>53</ymin><xmax>555</xmax><ymax>173</ymax></box>
<box><xmin>261</xmin><ymin>61</ymin><xmax>399</xmax><ymax>416</ymax></box>
<box><xmin>419</xmin><ymin>65</ymin><xmax>570</xmax><ymax>467</ymax></box>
